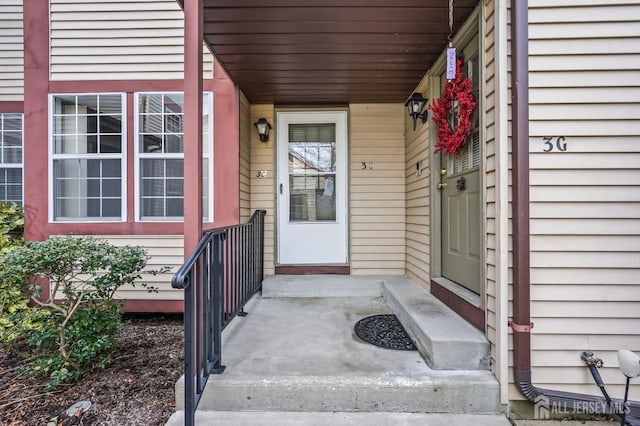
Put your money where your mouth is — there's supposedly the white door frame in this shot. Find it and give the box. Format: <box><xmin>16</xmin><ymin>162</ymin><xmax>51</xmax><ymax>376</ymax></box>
<box><xmin>276</xmin><ymin>111</ymin><xmax>348</xmax><ymax>265</ymax></box>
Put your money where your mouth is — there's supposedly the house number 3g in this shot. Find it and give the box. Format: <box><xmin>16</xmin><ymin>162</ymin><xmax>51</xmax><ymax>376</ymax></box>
<box><xmin>542</xmin><ymin>136</ymin><xmax>567</xmax><ymax>152</ymax></box>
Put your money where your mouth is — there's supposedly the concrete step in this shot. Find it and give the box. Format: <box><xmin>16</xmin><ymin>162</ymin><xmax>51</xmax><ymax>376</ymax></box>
<box><xmin>177</xmin><ymin>370</ymin><xmax>500</xmax><ymax>414</ymax></box>
<box><xmin>383</xmin><ymin>277</ymin><xmax>491</xmax><ymax>370</ymax></box>
<box><xmin>166</xmin><ymin>411</ymin><xmax>512</xmax><ymax>426</ymax></box>
<box><xmin>262</xmin><ymin>274</ymin><xmax>384</xmax><ymax>298</ymax></box>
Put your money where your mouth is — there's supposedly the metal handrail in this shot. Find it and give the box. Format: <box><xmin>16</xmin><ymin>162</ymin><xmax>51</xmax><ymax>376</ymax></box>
<box><xmin>172</xmin><ymin>210</ymin><xmax>266</xmax><ymax>426</ymax></box>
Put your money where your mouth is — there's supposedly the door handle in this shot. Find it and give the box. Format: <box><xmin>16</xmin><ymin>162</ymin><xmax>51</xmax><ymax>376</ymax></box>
<box><xmin>279</xmin><ymin>183</ymin><xmax>283</xmax><ymax>194</ymax></box>
<box><xmin>437</xmin><ymin>182</ymin><xmax>448</xmax><ymax>190</ymax></box>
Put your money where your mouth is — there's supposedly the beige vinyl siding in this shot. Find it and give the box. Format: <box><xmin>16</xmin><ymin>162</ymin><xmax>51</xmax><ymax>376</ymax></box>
<box><xmin>250</xmin><ymin>104</ymin><xmax>275</xmax><ymax>276</ymax></box>
<box><xmin>483</xmin><ymin>0</ymin><xmax>513</xmax><ymax>404</ymax></box>
<box><xmin>239</xmin><ymin>92</ymin><xmax>251</xmax><ymax>222</ymax></box>
<box><xmin>0</xmin><ymin>0</ymin><xmax>23</xmax><ymax>101</ymax></box>
<box><xmin>49</xmin><ymin>0</ymin><xmax>214</xmax><ymax>81</ymax></box>
<box><xmin>528</xmin><ymin>0</ymin><xmax>640</xmax><ymax>400</ymax></box>
<box><xmin>78</xmin><ymin>235</ymin><xmax>183</xmax><ymax>300</ymax></box>
<box><xmin>404</xmin><ymin>78</ymin><xmax>431</xmax><ymax>287</ymax></box>
<box><xmin>349</xmin><ymin>104</ymin><xmax>405</xmax><ymax>275</ymax></box>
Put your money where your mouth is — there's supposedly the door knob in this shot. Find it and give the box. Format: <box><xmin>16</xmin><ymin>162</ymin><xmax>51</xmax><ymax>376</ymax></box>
<box><xmin>437</xmin><ymin>182</ymin><xmax>448</xmax><ymax>190</ymax></box>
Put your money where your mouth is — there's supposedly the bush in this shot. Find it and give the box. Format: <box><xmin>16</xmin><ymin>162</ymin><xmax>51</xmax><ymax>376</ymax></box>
<box><xmin>0</xmin><ymin>202</ymin><xmax>26</xmax><ymax>339</ymax></box>
<box><xmin>0</xmin><ymin>236</ymin><xmax>165</xmax><ymax>388</ymax></box>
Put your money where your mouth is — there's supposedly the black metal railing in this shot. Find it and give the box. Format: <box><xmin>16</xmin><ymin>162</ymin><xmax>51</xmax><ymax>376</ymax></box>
<box><xmin>171</xmin><ymin>210</ymin><xmax>266</xmax><ymax>426</ymax></box>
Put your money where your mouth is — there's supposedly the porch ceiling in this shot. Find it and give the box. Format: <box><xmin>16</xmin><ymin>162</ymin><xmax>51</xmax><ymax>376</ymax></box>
<box><xmin>201</xmin><ymin>0</ymin><xmax>479</xmax><ymax>105</ymax></box>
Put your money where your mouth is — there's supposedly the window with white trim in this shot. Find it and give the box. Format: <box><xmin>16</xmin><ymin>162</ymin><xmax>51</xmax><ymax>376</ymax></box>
<box><xmin>0</xmin><ymin>113</ymin><xmax>23</xmax><ymax>205</ymax></box>
<box><xmin>50</xmin><ymin>94</ymin><xmax>125</xmax><ymax>221</ymax></box>
<box><xmin>136</xmin><ymin>92</ymin><xmax>213</xmax><ymax>221</ymax></box>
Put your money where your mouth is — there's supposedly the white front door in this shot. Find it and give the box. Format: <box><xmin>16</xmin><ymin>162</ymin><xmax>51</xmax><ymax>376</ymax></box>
<box><xmin>277</xmin><ymin>111</ymin><xmax>348</xmax><ymax>264</ymax></box>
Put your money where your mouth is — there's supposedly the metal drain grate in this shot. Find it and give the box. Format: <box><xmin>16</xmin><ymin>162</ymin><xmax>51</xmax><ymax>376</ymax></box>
<box><xmin>354</xmin><ymin>314</ymin><xmax>417</xmax><ymax>351</ymax></box>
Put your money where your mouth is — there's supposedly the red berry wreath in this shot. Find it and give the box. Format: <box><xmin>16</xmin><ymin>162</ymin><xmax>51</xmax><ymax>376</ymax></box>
<box><xmin>430</xmin><ymin>59</ymin><xmax>476</xmax><ymax>156</ymax></box>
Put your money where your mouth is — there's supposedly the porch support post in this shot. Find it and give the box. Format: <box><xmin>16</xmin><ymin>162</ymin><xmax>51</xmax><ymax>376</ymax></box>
<box><xmin>183</xmin><ymin>0</ymin><xmax>204</xmax><ymax>256</ymax></box>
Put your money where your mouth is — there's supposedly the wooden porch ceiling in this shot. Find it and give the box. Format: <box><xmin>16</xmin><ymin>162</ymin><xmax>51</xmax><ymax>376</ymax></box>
<box><xmin>201</xmin><ymin>0</ymin><xmax>479</xmax><ymax>105</ymax></box>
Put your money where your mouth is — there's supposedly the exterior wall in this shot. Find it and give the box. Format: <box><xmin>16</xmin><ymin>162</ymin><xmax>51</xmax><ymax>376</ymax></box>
<box><xmin>349</xmin><ymin>104</ymin><xmax>406</xmax><ymax>275</ymax></box>
<box><xmin>404</xmin><ymin>79</ymin><xmax>431</xmax><ymax>287</ymax></box>
<box><xmin>19</xmin><ymin>1</ymin><xmax>241</xmax><ymax>310</ymax></box>
<box><xmin>96</xmin><ymin>235</ymin><xmax>184</xmax><ymax>301</ymax></box>
<box><xmin>0</xmin><ymin>0</ymin><xmax>23</xmax><ymax>102</ymax></box>
<box><xmin>49</xmin><ymin>0</ymin><xmax>214</xmax><ymax>80</ymax></box>
<box><xmin>526</xmin><ymin>0</ymin><xmax>640</xmax><ymax>400</ymax></box>
<box><xmin>249</xmin><ymin>104</ymin><xmax>275</xmax><ymax>276</ymax></box>
<box><xmin>239</xmin><ymin>92</ymin><xmax>251</xmax><ymax>222</ymax></box>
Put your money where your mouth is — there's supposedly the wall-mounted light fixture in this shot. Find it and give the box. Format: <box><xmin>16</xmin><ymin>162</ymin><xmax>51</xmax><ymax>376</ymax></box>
<box><xmin>404</xmin><ymin>92</ymin><xmax>429</xmax><ymax>131</ymax></box>
<box><xmin>254</xmin><ymin>117</ymin><xmax>272</xmax><ymax>142</ymax></box>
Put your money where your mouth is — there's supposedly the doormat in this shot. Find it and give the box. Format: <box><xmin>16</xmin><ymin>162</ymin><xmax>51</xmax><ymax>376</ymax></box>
<box><xmin>354</xmin><ymin>314</ymin><xmax>417</xmax><ymax>351</ymax></box>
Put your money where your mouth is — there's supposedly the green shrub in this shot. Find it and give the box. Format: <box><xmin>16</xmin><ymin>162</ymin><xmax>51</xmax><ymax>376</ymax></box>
<box><xmin>0</xmin><ymin>236</ymin><xmax>166</xmax><ymax>388</ymax></box>
<box><xmin>0</xmin><ymin>202</ymin><xmax>26</xmax><ymax>339</ymax></box>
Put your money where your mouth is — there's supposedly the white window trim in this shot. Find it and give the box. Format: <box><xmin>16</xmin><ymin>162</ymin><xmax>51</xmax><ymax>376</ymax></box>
<box><xmin>48</xmin><ymin>93</ymin><xmax>127</xmax><ymax>223</ymax></box>
<box><xmin>0</xmin><ymin>113</ymin><xmax>24</xmax><ymax>205</ymax></box>
<box><xmin>133</xmin><ymin>91</ymin><xmax>214</xmax><ymax>222</ymax></box>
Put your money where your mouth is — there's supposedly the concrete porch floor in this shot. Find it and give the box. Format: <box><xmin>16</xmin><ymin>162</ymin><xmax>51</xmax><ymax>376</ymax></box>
<box><xmin>169</xmin><ymin>276</ymin><xmax>509</xmax><ymax>424</ymax></box>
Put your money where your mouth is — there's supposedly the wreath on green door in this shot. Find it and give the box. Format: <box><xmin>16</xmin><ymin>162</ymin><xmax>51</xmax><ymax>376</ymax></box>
<box><xmin>430</xmin><ymin>59</ymin><xmax>476</xmax><ymax>157</ymax></box>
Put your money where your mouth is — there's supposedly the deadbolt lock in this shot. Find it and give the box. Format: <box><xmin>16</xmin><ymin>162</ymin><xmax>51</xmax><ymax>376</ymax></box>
<box><xmin>440</xmin><ymin>168</ymin><xmax>447</xmax><ymax>176</ymax></box>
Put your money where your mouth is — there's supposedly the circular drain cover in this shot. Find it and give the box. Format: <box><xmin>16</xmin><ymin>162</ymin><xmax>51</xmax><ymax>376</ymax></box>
<box><xmin>354</xmin><ymin>314</ymin><xmax>417</xmax><ymax>351</ymax></box>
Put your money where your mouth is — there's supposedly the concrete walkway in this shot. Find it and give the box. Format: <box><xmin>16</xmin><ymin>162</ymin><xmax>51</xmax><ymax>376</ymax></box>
<box><xmin>169</xmin><ymin>276</ymin><xmax>506</xmax><ymax>424</ymax></box>
<box><xmin>167</xmin><ymin>411</ymin><xmax>512</xmax><ymax>425</ymax></box>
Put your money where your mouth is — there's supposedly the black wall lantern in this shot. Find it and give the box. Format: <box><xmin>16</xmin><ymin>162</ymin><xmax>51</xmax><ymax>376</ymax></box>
<box><xmin>404</xmin><ymin>92</ymin><xmax>429</xmax><ymax>131</ymax></box>
<box><xmin>254</xmin><ymin>117</ymin><xmax>272</xmax><ymax>142</ymax></box>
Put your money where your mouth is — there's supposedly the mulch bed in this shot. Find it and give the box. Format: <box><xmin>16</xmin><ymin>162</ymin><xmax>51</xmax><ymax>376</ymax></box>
<box><xmin>0</xmin><ymin>315</ymin><xmax>184</xmax><ymax>426</ymax></box>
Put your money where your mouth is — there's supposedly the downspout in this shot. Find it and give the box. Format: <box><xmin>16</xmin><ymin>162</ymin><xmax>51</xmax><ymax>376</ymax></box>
<box><xmin>509</xmin><ymin>0</ymin><xmax>640</xmax><ymax>418</ymax></box>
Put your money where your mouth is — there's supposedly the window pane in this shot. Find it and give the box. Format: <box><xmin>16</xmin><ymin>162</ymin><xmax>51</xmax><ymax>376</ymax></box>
<box><xmin>54</xmin><ymin>115</ymin><xmax>76</xmax><ymax>135</ymax></box>
<box><xmin>141</xmin><ymin>159</ymin><xmax>164</xmax><ymax>178</ymax></box>
<box><xmin>140</xmin><ymin>114</ymin><xmax>162</xmax><ymax>134</ymax></box>
<box><xmin>165</xmin><ymin>134</ymin><xmax>183</xmax><ymax>153</ymax></box>
<box><xmin>85</xmin><ymin>115</ymin><xmax>98</xmax><ymax>134</ymax></box>
<box><xmin>100</xmin><ymin>134</ymin><xmax>122</xmax><ymax>153</ymax></box>
<box><xmin>164</xmin><ymin>93</ymin><xmax>183</xmax><ymax>110</ymax></box>
<box><xmin>141</xmin><ymin>135</ymin><xmax>162</xmax><ymax>153</ymax></box>
<box><xmin>166</xmin><ymin>159</ymin><xmax>183</xmax><ymax>177</ymax></box>
<box><xmin>142</xmin><ymin>178</ymin><xmax>164</xmax><ymax>195</ymax></box>
<box><xmin>0</xmin><ymin>168</ymin><xmax>22</xmax><ymax>205</ymax></box>
<box><xmin>289</xmin><ymin>175</ymin><xmax>336</xmax><ymax>222</ymax></box>
<box><xmin>102</xmin><ymin>179</ymin><xmax>121</xmax><ymax>197</ymax></box>
<box><xmin>54</xmin><ymin>95</ymin><xmax>77</xmax><ymax>115</ymax></box>
<box><xmin>4</xmin><ymin>115</ymin><xmax>22</xmax><ymax>130</ymax></box>
<box><xmin>142</xmin><ymin>198</ymin><xmax>164</xmax><ymax>217</ymax></box>
<box><xmin>102</xmin><ymin>199</ymin><xmax>121</xmax><ymax>217</ymax></box>
<box><xmin>54</xmin><ymin>135</ymin><xmax>76</xmax><ymax>154</ymax></box>
<box><xmin>98</xmin><ymin>95</ymin><xmax>122</xmax><ymax>114</ymax></box>
<box><xmin>100</xmin><ymin>115</ymin><xmax>122</xmax><ymax>133</ymax></box>
<box><xmin>3</xmin><ymin>147</ymin><xmax>21</xmax><ymax>164</ymax></box>
<box><xmin>87</xmin><ymin>179</ymin><xmax>101</xmax><ymax>197</ymax></box>
<box><xmin>166</xmin><ymin>198</ymin><xmax>183</xmax><ymax>217</ymax></box>
<box><xmin>139</xmin><ymin>94</ymin><xmax>163</xmax><ymax>114</ymax></box>
<box><xmin>102</xmin><ymin>159</ymin><xmax>121</xmax><ymax>178</ymax></box>
<box><xmin>77</xmin><ymin>95</ymin><xmax>98</xmax><ymax>113</ymax></box>
<box><xmin>166</xmin><ymin>178</ymin><xmax>183</xmax><ymax>196</ymax></box>
<box><xmin>165</xmin><ymin>114</ymin><xmax>183</xmax><ymax>133</ymax></box>
<box><xmin>84</xmin><ymin>135</ymin><xmax>98</xmax><ymax>154</ymax></box>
